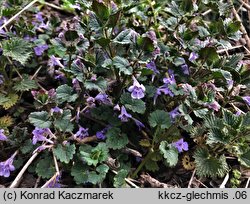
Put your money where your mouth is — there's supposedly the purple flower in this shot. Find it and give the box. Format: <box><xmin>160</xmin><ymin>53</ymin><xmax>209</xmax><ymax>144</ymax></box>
<box><xmin>205</xmin><ymin>101</ymin><xmax>220</xmax><ymax>112</ymax></box>
<box><xmin>72</xmin><ymin>78</ymin><xmax>80</xmax><ymax>90</ymax></box>
<box><xmin>95</xmin><ymin>93</ymin><xmax>112</xmax><ymax>105</ymax></box>
<box><xmin>146</xmin><ymin>61</ymin><xmax>159</xmax><ymax>74</ymax></box>
<box><xmin>0</xmin><ymin>75</ymin><xmax>4</xmax><ymax>85</ymax></box>
<box><xmin>51</xmin><ymin>107</ymin><xmax>63</xmax><ymax>114</ymax></box>
<box><xmin>0</xmin><ymin>129</ymin><xmax>7</xmax><ymax>141</ymax></box>
<box><xmin>235</xmin><ymin>110</ymin><xmax>242</xmax><ymax>116</ymax></box>
<box><xmin>243</xmin><ymin>96</ymin><xmax>250</xmax><ymax>106</ymax></box>
<box><xmin>172</xmin><ymin>138</ymin><xmax>188</xmax><ymax>153</ymax></box>
<box><xmin>47</xmin><ymin>174</ymin><xmax>61</xmax><ymax>188</ymax></box>
<box><xmin>35</xmin><ymin>12</ymin><xmax>44</xmax><ymax>22</ymax></box>
<box><xmin>170</xmin><ymin>107</ymin><xmax>180</xmax><ymax>122</ymax></box>
<box><xmin>132</xmin><ymin>118</ymin><xmax>145</xmax><ymax>131</ymax></box>
<box><xmin>113</xmin><ymin>104</ymin><xmax>120</xmax><ymax>111</ymax></box>
<box><xmin>0</xmin><ymin>154</ymin><xmax>15</xmax><ymax>177</ymax></box>
<box><xmin>146</xmin><ymin>30</ymin><xmax>157</xmax><ymax>45</ymax></box>
<box><xmin>96</xmin><ymin>127</ymin><xmax>109</xmax><ymax>140</ymax></box>
<box><xmin>189</xmin><ymin>52</ymin><xmax>199</xmax><ymax>62</ymax></box>
<box><xmin>118</xmin><ymin>106</ymin><xmax>132</xmax><ymax>122</ymax></box>
<box><xmin>154</xmin><ymin>74</ymin><xmax>176</xmax><ymax>104</ymax></box>
<box><xmin>32</xmin><ymin>128</ymin><xmax>53</xmax><ymax>145</ymax></box>
<box><xmin>48</xmin><ymin>55</ymin><xmax>64</xmax><ymax>68</ymax></box>
<box><xmin>86</xmin><ymin>97</ymin><xmax>96</xmax><ymax>108</ymax></box>
<box><xmin>74</xmin><ymin>126</ymin><xmax>89</xmax><ymax>139</ymax></box>
<box><xmin>181</xmin><ymin>64</ymin><xmax>189</xmax><ymax>75</ymax></box>
<box><xmin>34</xmin><ymin>44</ymin><xmax>48</xmax><ymax>56</ymax></box>
<box><xmin>128</xmin><ymin>77</ymin><xmax>146</xmax><ymax>99</ymax></box>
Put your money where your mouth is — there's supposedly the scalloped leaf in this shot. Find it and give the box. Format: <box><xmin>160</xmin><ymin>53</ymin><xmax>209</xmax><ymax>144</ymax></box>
<box><xmin>29</xmin><ymin>111</ymin><xmax>51</xmax><ymax>128</ymax></box>
<box><xmin>113</xmin><ymin>169</ymin><xmax>128</xmax><ymax>188</ymax></box>
<box><xmin>194</xmin><ymin>148</ymin><xmax>229</xmax><ymax>178</ymax></box>
<box><xmin>120</xmin><ymin>93</ymin><xmax>146</xmax><ymax>114</ymax></box>
<box><xmin>2</xmin><ymin>37</ymin><xmax>32</xmax><ymax>65</ymax></box>
<box><xmin>159</xmin><ymin>141</ymin><xmax>178</xmax><ymax>167</ymax></box>
<box><xmin>148</xmin><ymin>110</ymin><xmax>171</xmax><ymax>129</ymax></box>
<box><xmin>106</xmin><ymin>128</ymin><xmax>129</xmax><ymax>150</ymax></box>
<box><xmin>13</xmin><ymin>75</ymin><xmax>38</xmax><ymax>92</ymax></box>
<box><xmin>84</xmin><ymin>77</ymin><xmax>107</xmax><ymax>92</ymax></box>
<box><xmin>0</xmin><ymin>93</ymin><xmax>19</xmax><ymax>110</ymax></box>
<box><xmin>71</xmin><ymin>162</ymin><xmax>89</xmax><ymax>184</ymax></box>
<box><xmin>56</xmin><ymin>84</ymin><xmax>78</xmax><ymax>104</ymax></box>
<box><xmin>53</xmin><ymin>144</ymin><xmax>76</xmax><ymax>164</ymax></box>
<box><xmin>35</xmin><ymin>158</ymin><xmax>55</xmax><ymax>179</ymax></box>
<box><xmin>0</xmin><ymin>115</ymin><xmax>13</xmax><ymax>128</ymax></box>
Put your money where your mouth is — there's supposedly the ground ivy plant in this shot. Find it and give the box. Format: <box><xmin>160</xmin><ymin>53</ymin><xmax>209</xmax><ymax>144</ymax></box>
<box><xmin>0</xmin><ymin>0</ymin><xmax>250</xmax><ymax>188</ymax></box>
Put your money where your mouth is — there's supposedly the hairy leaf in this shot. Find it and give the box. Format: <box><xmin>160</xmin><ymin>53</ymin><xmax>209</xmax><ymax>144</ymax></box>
<box><xmin>53</xmin><ymin>144</ymin><xmax>76</xmax><ymax>164</ymax></box>
<box><xmin>29</xmin><ymin>111</ymin><xmax>51</xmax><ymax>128</ymax></box>
<box><xmin>120</xmin><ymin>93</ymin><xmax>146</xmax><ymax>114</ymax></box>
<box><xmin>194</xmin><ymin>148</ymin><xmax>229</xmax><ymax>178</ymax></box>
<box><xmin>148</xmin><ymin>110</ymin><xmax>171</xmax><ymax>129</ymax></box>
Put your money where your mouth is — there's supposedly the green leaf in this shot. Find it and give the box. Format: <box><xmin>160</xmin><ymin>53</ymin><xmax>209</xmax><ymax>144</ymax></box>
<box><xmin>113</xmin><ymin>169</ymin><xmax>128</xmax><ymax>188</ymax></box>
<box><xmin>180</xmin><ymin>0</ymin><xmax>194</xmax><ymax>12</ymax></box>
<box><xmin>113</xmin><ymin>29</ymin><xmax>136</xmax><ymax>44</ymax></box>
<box><xmin>80</xmin><ymin>143</ymin><xmax>109</xmax><ymax>166</ymax></box>
<box><xmin>159</xmin><ymin>141</ymin><xmax>178</xmax><ymax>167</ymax></box>
<box><xmin>56</xmin><ymin>84</ymin><xmax>78</xmax><ymax>104</ymax></box>
<box><xmin>35</xmin><ymin>158</ymin><xmax>55</xmax><ymax>179</ymax></box>
<box><xmin>53</xmin><ymin>144</ymin><xmax>76</xmax><ymax>164</ymax></box>
<box><xmin>92</xmin><ymin>0</ymin><xmax>110</xmax><ymax>21</ymax></box>
<box><xmin>2</xmin><ymin>37</ymin><xmax>32</xmax><ymax>65</ymax></box>
<box><xmin>238</xmin><ymin>150</ymin><xmax>250</xmax><ymax>167</ymax></box>
<box><xmin>222</xmin><ymin>109</ymin><xmax>242</xmax><ymax>129</ymax></box>
<box><xmin>20</xmin><ymin>139</ymin><xmax>34</xmax><ymax>154</ymax></box>
<box><xmin>211</xmin><ymin>69</ymin><xmax>232</xmax><ymax>82</ymax></box>
<box><xmin>148</xmin><ymin>110</ymin><xmax>171</xmax><ymax>129</ymax></box>
<box><xmin>145</xmin><ymin>159</ymin><xmax>159</xmax><ymax>172</ymax></box>
<box><xmin>193</xmin><ymin>108</ymin><xmax>208</xmax><ymax>118</ymax></box>
<box><xmin>194</xmin><ymin>148</ymin><xmax>229</xmax><ymax>178</ymax></box>
<box><xmin>226</xmin><ymin>21</ymin><xmax>241</xmax><ymax>34</ymax></box>
<box><xmin>71</xmin><ymin>162</ymin><xmax>88</xmax><ymax>184</ymax></box>
<box><xmin>120</xmin><ymin>93</ymin><xmax>146</xmax><ymax>114</ymax></box>
<box><xmin>0</xmin><ymin>93</ymin><xmax>19</xmax><ymax>110</ymax></box>
<box><xmin>87</xmin><ymin>164</ymin><xmax>109</xmax><ymax>185</ymax></box>
<box><xmin>84</xmin><ymin>77</ymin><xmax>107</xmax><ymax>92</ymax></box>
<box><xmin>13</xmin><ymin>75</ymin><xmax>38</xmax><ymax>92</ymax></box>
<box><xmin>113</xmin><ymin>56</ymin><xmax>133</xmax><ymax>75</ymax></box>
<box><xmin>199</xmin><ymin>47</ymin><xmax>220</xmax><ymax>65</ymax></box>
<box><xmin>29</xmin><ymin>111</ymin><xmax>51</xmax><ymax>128</ymax></box>
<box><xmin>54</xmin><ymin>110</ymin><xmax>74</xmax><ymax>132</ymax></box>
<box><xmin>106</xmin><ymin>128</ymin><xmax>129</xmax><ymax>150</ymax></box>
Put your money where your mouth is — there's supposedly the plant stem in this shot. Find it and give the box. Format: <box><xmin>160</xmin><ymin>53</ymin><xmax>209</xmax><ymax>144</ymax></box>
<box><xmin>131</xmin><ymin>149</ymin><xmax>154</xmax><ymax>179</ymax></box>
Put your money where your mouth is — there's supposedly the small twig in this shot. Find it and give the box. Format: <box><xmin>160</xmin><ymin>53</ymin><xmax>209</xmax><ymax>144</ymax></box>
<box><xmin>111</xmin><ymin>170</ymin><xmax>140</xmax><ymax>188</ymax></box>
<box><xmin>139</xmin><ymin>173</ymin><xmax>175</xmax><ymax>188</ymax></box>
<box><xmin>245</xmin><ymin>177</ymin><xmax>250</xmax><ymax>188</ymax></box>
<box><xmin>239</xmin><ymin>0</ymin><xmax>250</xmax><ymax>10</ymax></box>
<box><xmin>202</xmin><ymin>9</ymin><xmax>212</xmax><ymax>16</ymax></box>
<box><xmin>194</xmin><ymin>178</ymin><xmax>209</xmax><ymax>188</ymax></box>
<box><xmin>217</xmin><ymin>45</ymin><xmax>243</xmax><ymax>53</ymax></box>
<box><xmin>41</xmin><ymin>172</ymin><xmax>60</xmax><ymax>188</ymax></box>
<box><xmin>188</xmin><ymin>169</ymin><xmax>196</xmax><ymax>188</ymax></box>
<box><xmin>105</xmin><ymin>157</ymin><xmax>120</xmax><ymax>169</ymax></box>
<box><xmin>75</xmin><ymin>135</ymin><xmax>98</xmax><ymax>144</ymax></box>
<box><xmin>0</xmin><ymin>0</ymin><xmax>39</xmax><ymax>30</ymax></box>
<box><xmin>34</xmin><ymin>176</ymin><xmax>41</xmax><ymax>188</ymax></box>
<box><xmin>53</xmin><ymin>152</ymin><xmax>60</xmax><ymax>174</ymax></box>
<box><xmin>229</xmin><ymin>0</ymin><xmax>250</xmax><ymax>50</ymax></box>
<box><xmin>220</xmin><ymin>173</ymin><xmax>229</xmax><ymax>188</ymax></box>
<box><xmin>31</xmin><ymin>66</ymin><xmax>43</xmax><ymax>80</ymax></box>
<box><xmin>9</xmin><ymin>152</ymin><xmax>39</xmax><ymax>188</ymax></box>
<box><xmin>122</xmin><ymin>147</ymin><xmax>142</xmax><ymax>158</ymax></box>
